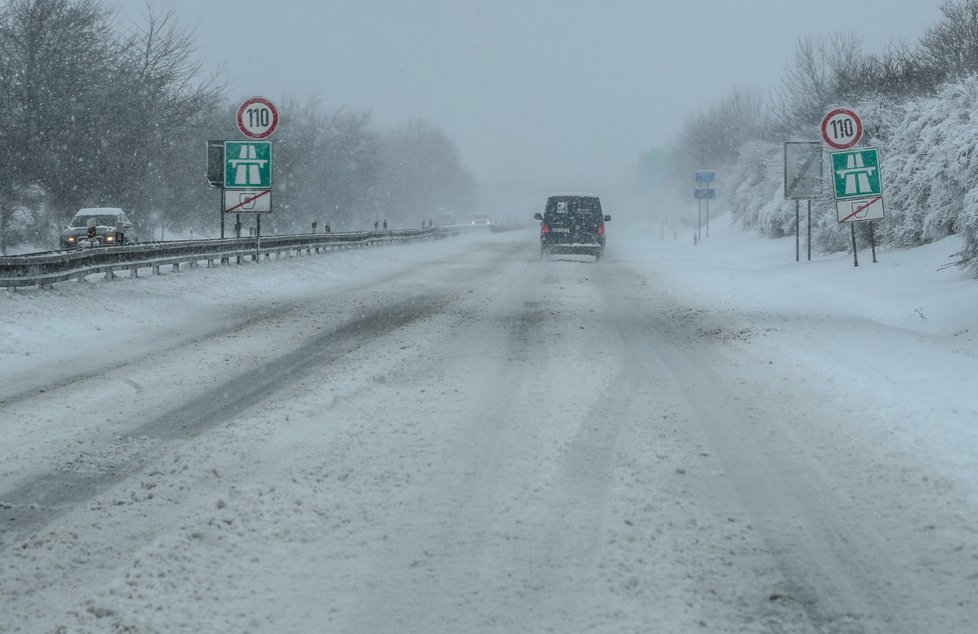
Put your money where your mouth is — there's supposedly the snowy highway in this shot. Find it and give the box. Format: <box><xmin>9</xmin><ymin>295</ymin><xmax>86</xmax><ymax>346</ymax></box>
<box><xmin>2</xmin><ymin>224</ymin><xmax>977</xmax><ymax>633</ymax></box>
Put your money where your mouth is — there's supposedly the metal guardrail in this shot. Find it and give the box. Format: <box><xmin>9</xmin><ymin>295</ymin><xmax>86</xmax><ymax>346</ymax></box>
<box><xmin>0</xmin><ymin>227</ymin><xmax>460</xmax><ymax>289</ymax></box>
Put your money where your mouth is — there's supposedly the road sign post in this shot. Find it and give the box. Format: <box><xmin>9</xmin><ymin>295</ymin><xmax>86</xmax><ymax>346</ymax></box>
<box><xmin>817</xmin><ymin>108</ymin><xmax>884</xmax><ymax>266</ymax></box>
<box><xmin>807</xmin><ymin>200</ymin><xmax>812</xmax><ymax>261</ymax></box>
<box><xmin>206</xmin><ymin>141</ymin><xmax>226</xmax><ymax>237</ymax></box>
<box><xmin>822</xmin><ymin>112</ymin><xmax>884</xmax><ymax>266</ymax></box>
<box><xmin>692</xmin><ymin>171</ymin><xmax>716</xmax><ymax>242</ymax></box>
<box><xmin>693</xmin><ymin>185</ymin><xmax>715</xmax><ymax>243</ymax></box>
<box><xmin>831</xmin><ymin>147</ymin><xmax>884</xmax><ymax>268</ymax></box>
<box><xmin>208</xmin><ymin>99</ymin><xmax>279</xmax><ymax>240</ymax></box>
<box><xmin>784</xmin><ymin>141</ymin><xmax>822</xmax><ymax>262</ymax></box>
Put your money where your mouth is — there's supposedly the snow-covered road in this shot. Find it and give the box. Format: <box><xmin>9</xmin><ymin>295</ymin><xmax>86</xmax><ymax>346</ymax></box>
<box><xmin>2</xmin><ymin>221</ymin><xmax>977</xmax><ymax>633</ymax></box>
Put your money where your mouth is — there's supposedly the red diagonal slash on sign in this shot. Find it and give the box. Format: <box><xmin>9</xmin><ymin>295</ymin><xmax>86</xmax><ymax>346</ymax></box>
<box><xmin>841</xmin><ymin>196</ymin><xmax>881</xmax><ymax>222</ymax></box>
<box><xmin>226</xmin><ymin>190</ymin><xmax>270</xmax><ymax>213</ymax></box>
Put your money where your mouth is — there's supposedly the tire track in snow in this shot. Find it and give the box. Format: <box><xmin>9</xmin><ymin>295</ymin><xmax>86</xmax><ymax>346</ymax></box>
<box><xmin>604</xmin><ymin>264</ymin><xmax>939</xmax><ymax>634</ymax></box>
<box><xmin>0</xmin><ymin>295</ymin><xmax>448</xmax><ymax>545</ymax></box>
<box><xmin>0</xmin><ymin>237</ymin><xmax>527</xmax><ymax>548</ymax></box>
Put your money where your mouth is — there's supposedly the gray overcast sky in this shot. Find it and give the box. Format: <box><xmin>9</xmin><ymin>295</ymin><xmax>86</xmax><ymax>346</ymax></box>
<box><xmin>117</xmin><ymin>1</ymin><xmax>944</xmax><ymax>191</ymax></box>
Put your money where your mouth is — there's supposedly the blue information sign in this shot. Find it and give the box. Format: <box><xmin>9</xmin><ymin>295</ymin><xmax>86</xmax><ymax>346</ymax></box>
<box><xmin>694</xmin><ymin>187</ymin><xmax>716</xmax><ymax>199</ymax></box>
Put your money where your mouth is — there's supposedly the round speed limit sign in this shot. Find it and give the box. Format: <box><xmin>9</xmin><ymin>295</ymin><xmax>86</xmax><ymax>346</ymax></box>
<box><xmin>821</xmin><ymin>107</ymin><xmax>862</xmax><ymax>150</ymax></box>
<box><xmin>237</xmin><ymin>96</ymin><xmax>279</xmax><ymax>139</ymax></box>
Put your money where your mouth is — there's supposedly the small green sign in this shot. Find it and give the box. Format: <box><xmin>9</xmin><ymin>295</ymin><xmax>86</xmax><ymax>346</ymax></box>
<box><xmin>224</xmin><ymin>141</ymin><xmax>271</xmax><ymax>189</ymax></box>
<box><xmin>831</xmin><ymin>148</ymin><xmax>881</xmax><ymax>200</ymax></box>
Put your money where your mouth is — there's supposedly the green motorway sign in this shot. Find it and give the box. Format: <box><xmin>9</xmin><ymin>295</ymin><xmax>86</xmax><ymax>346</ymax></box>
<box><xmin>224</xmin><ymin>141</ymin><xmax>271</xmax><ymax>189</ymax></box>
<box><xmin>831</xmin><ymin>148</ymin><xmax>881</xmax><ymax>200</ymax></box>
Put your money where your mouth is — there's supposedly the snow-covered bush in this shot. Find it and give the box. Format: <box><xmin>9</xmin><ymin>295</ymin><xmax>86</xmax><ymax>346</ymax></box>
<box><xmin>868</xmin><ymin>79</ymin><xmax>978</xmax><ymax>247</ymax></box>
<box><xmin>727</xmin><ymin>140</ymin><xmax>792</xmax><ymax>238</ymax></box>
<box><xmin>959</xmin><ymin>187</ymin><xmax>978</xmax><ymax>274</ymax></box>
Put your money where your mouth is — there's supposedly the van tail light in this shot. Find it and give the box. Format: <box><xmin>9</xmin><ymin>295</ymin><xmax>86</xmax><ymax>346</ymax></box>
<box><xmin>597</xmin><ymin>224</ymin><xmax>605</xmax><ymax>236</ymax></box>
<box><xmin>541</xmin><ymin>223</ymin><xmax>550</xmax><ymax>236</ymax></box>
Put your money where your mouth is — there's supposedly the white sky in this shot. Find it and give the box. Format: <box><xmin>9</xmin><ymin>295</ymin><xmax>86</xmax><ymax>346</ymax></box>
<box><xmin>115</xmin><ymin>0</ymin><xmax>945</xmax><ymax>190</ymax></box>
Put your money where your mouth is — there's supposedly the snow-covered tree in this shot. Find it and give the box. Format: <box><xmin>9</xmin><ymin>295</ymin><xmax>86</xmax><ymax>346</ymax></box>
<box><xmin>773</xmin><ymin>33</ymin><xmax>865</xmax><ymax>137</ymax></box>
<box><xmin>668</xmin><ymin>87</ymin><xmax>769</xmax><ymax>202</ymax></box>
<box><xmin>0</xmin><ymin>0</ymin><xmax>116</xmax><ymax>215</ymax></box>
<box><xmin>0</xmin><ymin>0</ymin><xmax>223</xmax><ymax>244</ymax></box>
<box><xmin>272</xmin><ymin>100</ymin><xmax>380</xmax><ymax>233</ymax></box>
<box><xmin>375</xmin><ymin>120</ymin><xmax>476</xmax><ymax>228</ymax></box>
<box><xmin>920</xmin><ymin>0</ymin><xmax>978</xmax><ymax>81</ymax></box>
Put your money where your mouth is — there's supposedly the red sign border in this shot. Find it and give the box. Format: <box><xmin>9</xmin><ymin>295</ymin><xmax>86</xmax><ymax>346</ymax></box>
<box><xmin>821</xmin><ymin>107</ymin><xmax>862</xmax><ymax>150</ymax></box>
<box><xmin>236</xmin><ymin>97</ymin><xmax>279</xmax><ymax>140</ymax></box>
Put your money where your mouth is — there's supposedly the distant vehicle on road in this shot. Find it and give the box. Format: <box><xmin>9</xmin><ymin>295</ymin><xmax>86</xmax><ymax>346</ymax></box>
<box><xmin>471</xmin><ymin>214</ymin><xmax>492</xmax><ymax>225</ymax></box>
<box><xmin>60</xmin><ymin>207</ymin><xmax>136</xmax><ymax>249</ymax></box>
<box><xmin>534</xmin><ymin>193</ymin><xmax>610</xmax><ymax>261</ymax></box>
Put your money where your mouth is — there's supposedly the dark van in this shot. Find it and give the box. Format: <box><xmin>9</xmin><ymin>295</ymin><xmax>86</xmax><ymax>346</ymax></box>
<box><xmin>534</xmin><ymin>194</ymin><xmax>610</xmax><ymax>261</ymax></box>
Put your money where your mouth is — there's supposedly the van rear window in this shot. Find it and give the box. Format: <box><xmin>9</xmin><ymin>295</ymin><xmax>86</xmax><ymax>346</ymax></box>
<box><xmin>546</xmin><ymin>196</ymin><xmax>602</xmax><ymax>215</ymax></box>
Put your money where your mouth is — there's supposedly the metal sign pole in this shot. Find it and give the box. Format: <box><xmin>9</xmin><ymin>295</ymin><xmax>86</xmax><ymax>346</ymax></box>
<box><xmin>795</xmin><ymin>198</ymin><xmax>801</xmax><ymax>262</ymax></box>
<box><xmin>697</xmin><ymin>200</ymin><xmax>702</xmax><ymax>244</ymax></box>
<box><xmin>807</xmin><ymin>200</ymin><xmax>812</xmax><ymax>261</ymax></box>
<box><xmin>256</xmin><ymin>213</ymin><xmax>262</xmax><ymax>263</ymax></box>
<box><xmin>207</xmin><ymin>140</ymin><xmax>226</xmax><ymax>239</ymax></box>
<box><xmin>784</xmin><ymin>141</ymin><xmax>822</xmax><ymax>263</ymax></box>
<box><xmin>851</xmin><ymin>224</ymin><xmax>859</xmax><ymax>267</ymax></box>
<box><xmin>706</xmin><ymin>199</ymin><xmax>710</xmax><ymax>239</ymax></box>
<box><xmin>870</xmin><ymin>220</ymin><xmax>877</xmax><ymax>263</ymax></box>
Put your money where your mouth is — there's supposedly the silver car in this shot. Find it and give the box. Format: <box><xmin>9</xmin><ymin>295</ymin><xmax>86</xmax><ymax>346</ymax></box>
<box><xmin>60</xmin><ymin>207</ymin><xmax>136</xmax><ymax>249</ymax></box>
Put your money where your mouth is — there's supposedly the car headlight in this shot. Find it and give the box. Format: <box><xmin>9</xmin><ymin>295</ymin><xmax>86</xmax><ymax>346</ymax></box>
<box><xmin>104</xmin><ymin>234</ymin><xmax>115</xmax><ymax>243</ymax></box>
<box><xmin>65</xmin><ymin>236</ymin><xmax>76</xmax><ymax>244</ymax></box>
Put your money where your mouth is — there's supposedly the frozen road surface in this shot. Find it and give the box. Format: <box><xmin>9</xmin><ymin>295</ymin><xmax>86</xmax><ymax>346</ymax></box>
<box><xmin>2</xmin><ymin>222</ymin><xmax>977</xmax><ymax>633</ymax></box>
